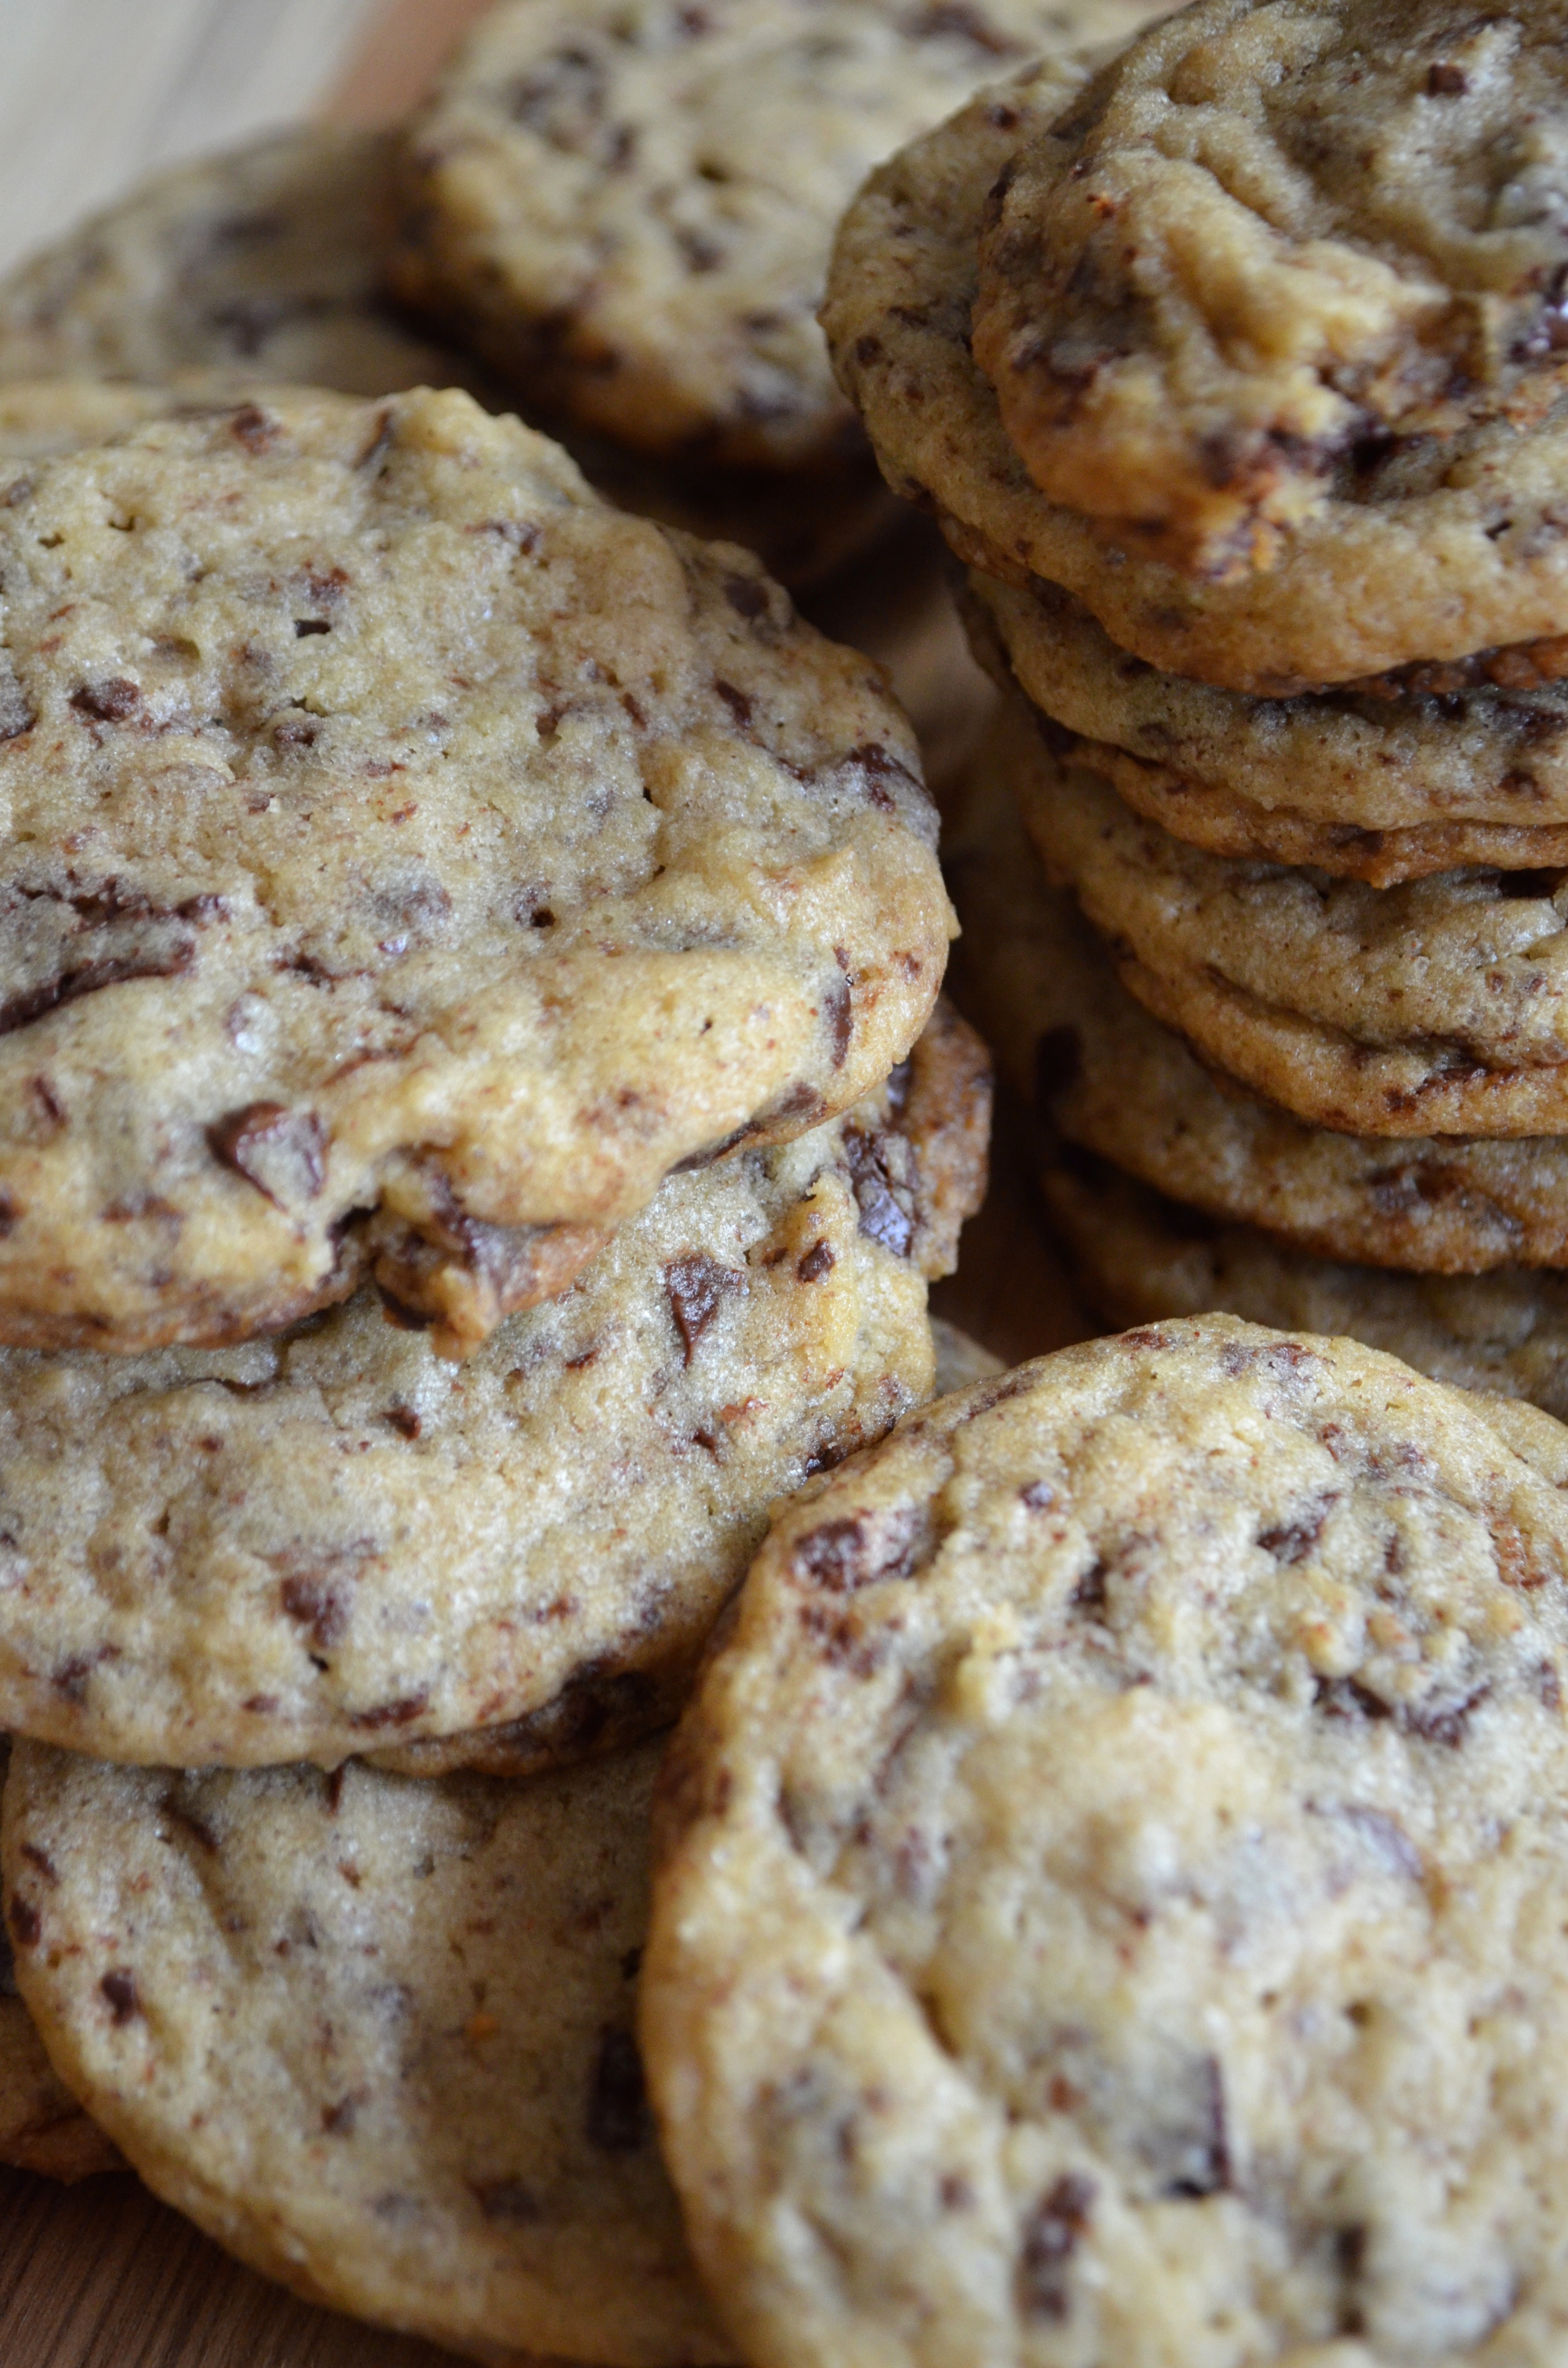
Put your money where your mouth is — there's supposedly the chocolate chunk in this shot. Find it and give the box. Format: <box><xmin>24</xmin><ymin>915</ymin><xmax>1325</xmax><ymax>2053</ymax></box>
<box><xmin>1315</xmin><ymin>1675</ymin><xmax>1395</xmax><ymax>1723</ymax></box>
<box><xmin>1258</xmin><ymin>1495</ymin><xmax>1337</xmax><ymax>1564</ymax></box>
<box><xmin>823</xmin><ymin>974</ymin><xmax>853</xmax><ymax>1068</ymax></box>
<box><xmin>1155</xmin><ymin>2055</ymin><xmax>1230</xmax><ymax>2198</ymax></box>
<box><xmin>1019</xmin><ymin>2172</ymin><xmax>1096</xmax><ymax>2320</ymax></box>
<box><xmin>723</xmin><ymin>573</ymin><xmax>770</xmax><ymax>621</ymax></box>
<box><xmin>230</xmin><ymin>403</ymin><xmax>279</xmax><ymax>453</ymax></box>
<box><xmin>665</xmin><ymin>1253</ymin><xmax>745</xmax><ymax>1361</ymax></box>
<box><xmin>843</xmin><ymin>1128</ymin><xmax>915</xmax><ymax>1258</ymax></box>
<box><xmin>791</xmin><ymin>1506</ymin><xmax>922</xmax><ymax>1593</ymax></box>
<box><xmin>1405</xmin><ymin>1682</ymin><xmax>1491</xmax><ymax>1748</ymax></box>
<box><xmin>1068</xmin><ymin>1557</ymin><xmax>1107</xmax><ymax>1614</ymax></box>
<box><xmin>208</xmin><ymin>1101</ymin><xmax>327</xmax><ymax>1210</ymax></box>
<box><xmin>7</xmin><ymin>1894</ymin><xmax>39</xmax><ymax>1950</ymax></box>
<box><xmin>348</xmin><ymin>1692</ymin><xmax>432</xmax><ymax>1731</ymax></box>
<box><xmin>100</xmin><ymin>1969</ymin><xmax>140</xmax><ymax>2025</ymax></box>
<box><xmin>69</xmin><ymin>677</ymin><xmax>142</xmax><ymax>725</ymax></box>
<box><xmin>586</xmin><ymin>2027</ymin><xmax>647</xmax><ymax>2151</ymax></box>
<box><xmin>796</xmin><ymin>1240</ymin><xmax>835</xmax><ymax>1283</ymax></box>
<box><xmin>278</xmin><ymin>1571</ymin><xmax>351</xmax><ymax>1652</ymax></box>
<box><xmin>1020</xmin><ymin>1480</ymin><xmax>1055</xmax><ymax>1511</ymax></box>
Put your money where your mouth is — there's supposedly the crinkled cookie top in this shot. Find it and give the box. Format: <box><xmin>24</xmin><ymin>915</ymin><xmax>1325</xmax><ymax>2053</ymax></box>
<box><xmin>0</xmin><ymin>383</ymin><xmax>948</xmax><ymax>1353</ymax></box>
<box><xmin>644</xmin><ymin>1311</ymin><xmax>1568</xmax><ymax>2368</ymax></box>
<box><xmin>392</xmin><ymin>0</ymin><xmax>1158</xmax><ymax>469</ymax></box>
<box><xmin>975</xmin><ymin>0</ymin><xmax>1568</xmax><ymax>576</ymax></box>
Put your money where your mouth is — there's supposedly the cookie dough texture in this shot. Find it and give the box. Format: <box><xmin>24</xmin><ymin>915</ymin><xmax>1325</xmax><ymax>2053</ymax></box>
<box><xmin>4</xmin><ymin>1737</ymin><xmax>729</xmax><ymax>2366</ymax></box>
<box><xmin>974</xmin><ymin>0</ymin><xmax>1568</xmax><ymax>576</ymax></box>
<box><xmin>0</xmin><ymin>129</ymin><xmax>487</xmax><ymax>403</ymax></box>
<box><xmin>968</xmin><ymin>570</ymin><xmax>1568</xmax><ymax>883</ymax></box>
<box><xmin>949</xmin><ymin>726</ymin><xmax>1568</xmax><ymax>1270</ymax></box>
<box><xmin>1010</xmin><ymin>699</ymin><xmax>1568</xmax><ymax>1135</ymax></box>
<box><xmin>827</xmin><ymin>62</ymin><xmax>1568</xmax><ymax>690</ymax></box>
<box><xmin>392</xmin><ymin>0</ymin><xmax>1161</xmax><ymax>473</ymax></box>
<box><xmin>643</xmin><ymin>1312</ymin><xmax>1568</xmax><ymax>2368</ymax></box>
<box><xmin>0</xmin><ymin>1737</ymin><xmax>120</xmax><ymax>2181</ymax></box>
<box><xmin>1043</xmin><ymin>1145</ymin><xmax>1568</xmax><ymax>1419</ymax></box>
<box><xmin>0</xmin><ymin>1009</ymin><xmax>988</xmax><ymax>1769</ymax></box>
<box><xmin>0</xmin><ymin>382</ymin><xmax>949</xmax><ymax>1353</ymax></box>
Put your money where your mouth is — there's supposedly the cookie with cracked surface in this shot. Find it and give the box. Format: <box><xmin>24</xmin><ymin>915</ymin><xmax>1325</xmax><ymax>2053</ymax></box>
<box><xmin>0</xmin><ymin>128</ymin><xmax>490</xmax><ymax>403</ymax></box>
<box><xmin>974</xmin><ymin>0</ymin><xmax>1568</xmax><ymax>578</ymax></box>
<box><xmin>1007</xmin><ymin>693</ymin><xmax>1568</xmax><ymax>1135</ymax></box>
<box><xmin>949</xmin><ymin>722</ymin><xmax>1568</xmax><ymax>1270</ymax></box>
<box><xmin>967</xmin><ymin>569</ymin><xmax>1568</xmax><ymax>884</ymax></box>
<box><xmin>0</xmin><ymin>1008</ymin><xmax>988</xmax><ymax>1769</ymax></box>
<box><xmin>1042</xmin><ymin>1143</ymin><xmax>1568</xmax><ymax>1420</ymax></box>
<box><xmin>0</xmin><ymin>382</ymin><xmax>949</xmax><ymax>1353</ymax></box>
<box><xmin>0</xmin><ymin>1738</ymin><xmax>120</xmax><ymax>2181</ymax></box>
<box><xmin>3</xmin><ymin>1736</ymin><xmax>729</xmax><ymax>2366</ymax></box>
<box><xmin>827</xmin><ymin>62</ymin><xmax>1568</xmax><ymax>691</ymax></box>
<box><xmin>391</xmin><ymin>0</ymin><xmax>1158</xmax><ymax>475</ymax></box>
<box><xmin>643</xmin><ymin>1309</ymin><xmax>1568</xmax><ymax>2367</ymax></box>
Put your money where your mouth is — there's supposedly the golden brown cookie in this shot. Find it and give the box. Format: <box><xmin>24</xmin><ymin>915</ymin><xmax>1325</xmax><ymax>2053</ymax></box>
<box><xmin>5</xmin><ymin>1736</ymin><xmax>728</xmax><ymax>2364</ymax></box>
<box><xmin>949</xmin><ymin>717</ymin><xmax>1568</xmax><ymax>1270</ymax></box>
<box><xmin>0</xmin><ymin>383</ymin><xmax>949</xmax><ymax>1353</ymax></box>
<box><xmin>1008</xmin><ymin>695</ymin><xmax>1568</xmax><ymax>1136</ymax></box>
<box><xmin>645</xmin><ymin>1312</ymin><xmax>1568</xmax><ymax>2365</ymax></box>
<box><xmin>1042</xmin><ymin>1142</ymin><xmax>1568</xmax><ymax>1420</ymax></box>
<box><xmin>826</xmin><ymin>61</ymin><xmax>1568</xmax><ymax>691</ymax></box>
<box><xmin>0</xmin><ymin>1013</ymin><xmax>987</xmax><ymax>1771</ymax></box>
<box><xmin>968</xmin><ymin>569</ymin><xmax>1568</xmax><ymax>883</ymax></box>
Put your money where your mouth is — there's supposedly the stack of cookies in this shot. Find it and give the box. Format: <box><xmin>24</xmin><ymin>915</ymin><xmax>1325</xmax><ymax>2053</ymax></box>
<box><xmin>0</xmin><ymin>371</ymin><xmax>992</xmax><ymax>2358</ymax></box>
<box><xmin>826</xmin><ymin>0</ymin><xmax>1568</xmax><ymax>1418</ymax></box>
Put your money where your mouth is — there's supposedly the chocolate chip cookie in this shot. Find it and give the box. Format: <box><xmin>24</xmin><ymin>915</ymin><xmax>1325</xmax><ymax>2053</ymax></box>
<box><xmin>968</xmin><ymin>569</ymin><xmax>1568</xmax><ymax>884</ymax></box>
<box><xmin>4</xmin><ymin>1735</ymin><xmax>729</xmax><ymax>2364</ymax></box>
<box><xmin>0</xmin><ymin>1737</ymin><xmax>119</xmax><ymax>2182</ymax></box>
<box><xmin>392</xmin><ymin>0</ymin><xmax>1157</xmax><ymax>472</ymax></box>
<box><xmin>644</xmin><ymin>1312</ymin><xmax>1568</xmax><ymax>2365</ymax></box>
<box><xmin>949</xmin><ymin>724</ymin><xmax>1568</xmax><ymax>1269</ymax></box>
<box><xmin>827</xmin><ymin>59</ymin><xmax>1568</xmax><ymax>690</ymax></box>
<box><xmin>0</xmin><ymin>1011</ymin><xmax>987</xmax><ymax>1769</ymax></box>
<box><xmin>1043</xmin><ymin>1143</ymin><xmax>1568</xmax><ymax>1420</ymax></box>
<box><xmin>0</xmin><ymin>383</ymin><xmax>949</xmax><ymax>1352</ymax></box>
<box><xmin>1008</xmin><ymin>694</ymin><xmax>1568</xmax><ymax>1135</ymax></box>
<box><xmin>0</xmin><ymin>128</ymin><xmax>487</xmax><ymax>402</ymax></box>
<box><xmin>975</xmin><ymin>0</ymin><xmax>1568</xmax><ymax>578</ymax></box>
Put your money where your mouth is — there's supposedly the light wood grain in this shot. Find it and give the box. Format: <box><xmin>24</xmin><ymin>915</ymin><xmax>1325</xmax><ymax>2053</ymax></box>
<box><xmin>0</xmin><ymin>0</ymin><xmax>1093</xmax><ymax>2356</ymax></box>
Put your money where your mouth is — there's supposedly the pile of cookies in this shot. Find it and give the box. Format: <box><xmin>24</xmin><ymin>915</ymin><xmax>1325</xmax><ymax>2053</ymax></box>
<box><xmin>0</xmin><ymin>331</ymin><xmax>991</xmax><ymax>2356</ymax></box>
<box><xmin>827</xmin><ymin>0</ymin><xmax>1568</xmax><ymax>1417</ymax></box>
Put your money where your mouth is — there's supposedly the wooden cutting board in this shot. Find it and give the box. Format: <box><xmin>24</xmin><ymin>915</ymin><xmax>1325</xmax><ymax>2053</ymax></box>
<box><xmin>0</xmin><ymin>1</ymin><xmax>1092</xmax><ymax>2357</ymax></box>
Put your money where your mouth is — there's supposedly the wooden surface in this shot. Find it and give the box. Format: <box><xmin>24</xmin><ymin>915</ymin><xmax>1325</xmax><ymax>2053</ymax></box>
<box><xmin>0</xmin><ymin>1</ymin><xmax>1091</xmax><ymax>2358</ymax></box>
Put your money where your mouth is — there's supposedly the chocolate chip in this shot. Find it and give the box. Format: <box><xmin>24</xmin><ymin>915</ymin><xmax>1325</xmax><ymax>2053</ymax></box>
<box><xmin>382</xmin><ymin>1405</ymin><xmax>421</xmax><ymax>1440</ymax></box>
<box><xmin>723</xmin><ymin>573</ymin><xmax>770</xmax><ymax>621</ymax></box>
<box><xmin>665</xmin><ymin>1254</ymin><xmax>744</xmax><ymax>1361</ymax></box>
<box><xmin>279</xmin><ymin>1573</ymin><xmax>350</xmax><ymax>1652</ymax></box>
<box><xmin>1315</xmin><ymin>1675</ymin><xmax>1395</xmax><ymax>1722</ymax></box>
<box><xmin>796</xmin><ymin>1240</ymin><xmax>835</xmax><ymax>1283</ymax></box>
<box><xmin>714</xmin><ymin>678</ymin><xmax>753</xmax><ymax>728</ymax></box>
<box><xmin>1068</xmin><ymin>1558</ymin><xmax>1107</xmax><ymax>1614</ymax></box>
<box><xmin>824</xmin><ymin>973</ymin><xmax>853</xmax><ymax>1069</ymax></box>
<box><xmin>100</xmin><ymin>1969</ymin><xmax>140</xmax><ymax>2025</ymax></box>
<box><xmin>1258</xmin><ymin>1496</ymin><xmax>1336</xmax><ymax>1564</ymax></box>
<box><xmin>208</xmin><ymin>1101</ymin><xmax>327</xmax><ymax>1210</ymax></box>
<box><xmin>69</xmin><ymin>678</ymin><xmax>142</xmax><ymax>724</ymax></box>
<box><xmin>229</xmin><ymin>404</ymin><xmax>279</xmax><ymax>454</ymax></box>
<box><xmin>1019</xmin><ymin>2173</ymin><xmax>1096</xmax><ymax>2319</ymax></box>
<box><xmin>791</xmin><ymin>1507</ymin><xmax>922</xmax><ymax>1592</ymax></box>
<box><xmin>7</xmin><ymin>1895</ymin><xmax>40</xmax><ymax>1949</ymax></box>
<box><xmin>1426</xmin><ymin>59</ymin><xmax>1467</xmax><ymax>92</ymax></box>
<box><xmin>586</xmin><ymin>2027</ymin><xmax>646</xmax><ymax>2150</ymax></box>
